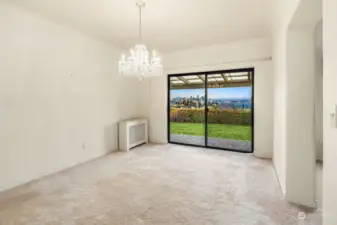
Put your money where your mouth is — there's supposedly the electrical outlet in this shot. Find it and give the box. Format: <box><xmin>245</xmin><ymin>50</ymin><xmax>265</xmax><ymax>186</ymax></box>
<box><xmin>297</xmin><ymin>212</ymin><xmax>306</xmax><ymax>220</ymax></box>
<box><xmin>82</xmin><ymin>142</ymin><xmax>86</xmax><ymax>149</ymax></box>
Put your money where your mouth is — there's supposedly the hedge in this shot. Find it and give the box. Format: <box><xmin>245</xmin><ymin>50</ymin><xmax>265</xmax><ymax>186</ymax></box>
<box><xmin>170</xmin><ymin>108</ymin><xmax>251</xmax><ymax>125</ymax></box>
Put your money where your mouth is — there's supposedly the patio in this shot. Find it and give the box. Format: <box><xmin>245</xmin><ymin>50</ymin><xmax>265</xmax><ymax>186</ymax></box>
<box><xmin>170</xmin><ymin>134</ymin><xmax>252</xmax><ymax>152</ymax></box>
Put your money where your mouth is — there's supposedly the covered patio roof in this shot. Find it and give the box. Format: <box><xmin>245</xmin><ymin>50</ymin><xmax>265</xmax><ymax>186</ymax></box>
<box><xmin>170</xmin><ymin>71</ymin><xmax>252</xmax><ymax>89</ymax></box>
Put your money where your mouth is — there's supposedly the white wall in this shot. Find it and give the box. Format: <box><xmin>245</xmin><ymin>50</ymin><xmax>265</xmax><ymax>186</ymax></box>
<box><xmin>285</xmin><ymin>28</ymin><xmax>316</xmax><ymax>207</ymax></box>
<box><xmin>323</xmin><ymin>0</ymin><xmax>337</xmax><ymax>223</ymax></box>
<box><xmin>148</xmin><ymin>38</ymin><xmax>274</xmax><ymax>158</ymax></box>
<box><xmin>0</xmin><ymin>2</ymin><xmax>144</xmax><ymax>191</ymax></box>
<box><xmin>273</xmin><ymin>0</ymin><xmax>321</xmax><ymax>207</ymax></box>
<box><xmin>272</xmin><ymin>0</ymin><xmax>301</xmax><ymax>196</ymax></box>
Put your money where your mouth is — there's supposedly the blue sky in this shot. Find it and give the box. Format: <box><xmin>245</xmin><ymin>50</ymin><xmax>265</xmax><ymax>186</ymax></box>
<box><xmin>170</xmin><ymin>87</ymin><xmax>251</xmax><ymax>99</ymax></box>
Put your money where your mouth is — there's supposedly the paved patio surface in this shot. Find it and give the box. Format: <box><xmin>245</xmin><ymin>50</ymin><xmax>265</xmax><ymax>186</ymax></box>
<box><xmin>170</xmin><ymin>134</ymin><xmax>251</xmax><ymax>152</ymax></box>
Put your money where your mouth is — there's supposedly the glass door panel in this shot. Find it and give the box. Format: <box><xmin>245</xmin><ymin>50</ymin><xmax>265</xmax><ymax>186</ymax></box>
<box><xmin>169</xmin><ymin>74</ymin><xmax>206</xmax><ymax>146</ymax></box>
<box><xmin>206</xmin><ymin>71</ymin><xmax>253</xmax><ymax>152</ymax></box>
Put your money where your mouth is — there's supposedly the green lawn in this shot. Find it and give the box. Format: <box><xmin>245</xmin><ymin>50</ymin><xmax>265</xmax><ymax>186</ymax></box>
<box><xmin>170</xmin><ymin>122</ymin><xmax>251</xmax><ymax>141</ymax></box>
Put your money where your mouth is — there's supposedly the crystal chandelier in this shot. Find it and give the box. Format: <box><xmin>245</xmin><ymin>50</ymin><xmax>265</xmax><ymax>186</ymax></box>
<box><xmin>118</xmin><ymin>0</ymin><xmax>163</xmax><ymax>80</ymax></box>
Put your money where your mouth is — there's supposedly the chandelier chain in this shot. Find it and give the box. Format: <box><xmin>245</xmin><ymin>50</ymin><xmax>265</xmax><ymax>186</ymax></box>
<box><xmin>139</xmin><ymin>5</ymin><xmax>142</xmax><ymax>41</ymax></box>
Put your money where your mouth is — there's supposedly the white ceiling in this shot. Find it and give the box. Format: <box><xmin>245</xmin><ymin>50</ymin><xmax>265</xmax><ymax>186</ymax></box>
<box><xmin>9</xmin><ymin>0</ymin><xmax>273</xmax><ymax>53</ymax></box>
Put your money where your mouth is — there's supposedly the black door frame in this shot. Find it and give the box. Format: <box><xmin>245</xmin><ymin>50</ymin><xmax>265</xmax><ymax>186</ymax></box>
<box><xmin>167</xmin><ymin>68</ymin><xmax>255</xmax><ymax>153</ymax></box>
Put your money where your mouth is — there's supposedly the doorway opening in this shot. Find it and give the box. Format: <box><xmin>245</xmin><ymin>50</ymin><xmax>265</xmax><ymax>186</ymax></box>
<box><xmin>167</xmin><ymin>68</ymin><xmax>254</xmax><ymax>153</ymax></box>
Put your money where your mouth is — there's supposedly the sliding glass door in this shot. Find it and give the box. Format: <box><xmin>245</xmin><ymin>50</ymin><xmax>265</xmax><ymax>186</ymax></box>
<box><xmin>206</xmin><ymin>71</ymin><xmax>253</xmax><ymax>152</ymax></box>
<box><xmin>168</xmin><ymin>68</ymin><xmax>254</xmax><ymax>153</ymax></box>
<box><xmin>169</xmin><ymin>74</ymin><xmax>206</xmax><ymax>146</ymax></box>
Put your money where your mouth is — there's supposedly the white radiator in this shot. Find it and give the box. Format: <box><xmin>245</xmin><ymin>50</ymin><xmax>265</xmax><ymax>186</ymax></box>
<box><xmin>119</xmin><ymin>118</ymin><xmax>148</xmax><ymax>151</ymax></box>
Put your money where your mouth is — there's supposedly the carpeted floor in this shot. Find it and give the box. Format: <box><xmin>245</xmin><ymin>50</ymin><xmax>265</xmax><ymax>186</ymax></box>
<box><xmin>0</xmin><ymin>144</ymin><xmax>321</xmax><ymax>225</ymax></box>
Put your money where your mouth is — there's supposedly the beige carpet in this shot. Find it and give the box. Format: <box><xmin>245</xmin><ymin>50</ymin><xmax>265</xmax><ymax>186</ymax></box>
<box><xmin>0</xmin><ymin>144</ymin><xmax>322</xmax><ymax>225</ymax></box>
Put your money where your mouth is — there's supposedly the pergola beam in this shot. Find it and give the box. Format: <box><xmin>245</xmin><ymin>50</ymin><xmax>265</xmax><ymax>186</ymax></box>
<box><xmin>171</xmin><ymin>80</ymin><xmax>251</xmax><ymax>90</ymax></box>
<box><xmin>177</xmin><ymin>76</ymin><xmax>189</xmax><ymax>84</ymax></box>
<box><xmin>221</xmin><ymin>73</ymin><xmax>227</xmax><ymax>82</ymax></box>
<box><xmin>197</xmin><ymin>75</ymin><xmax>205</xmax><ymax>83</ymax></box>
